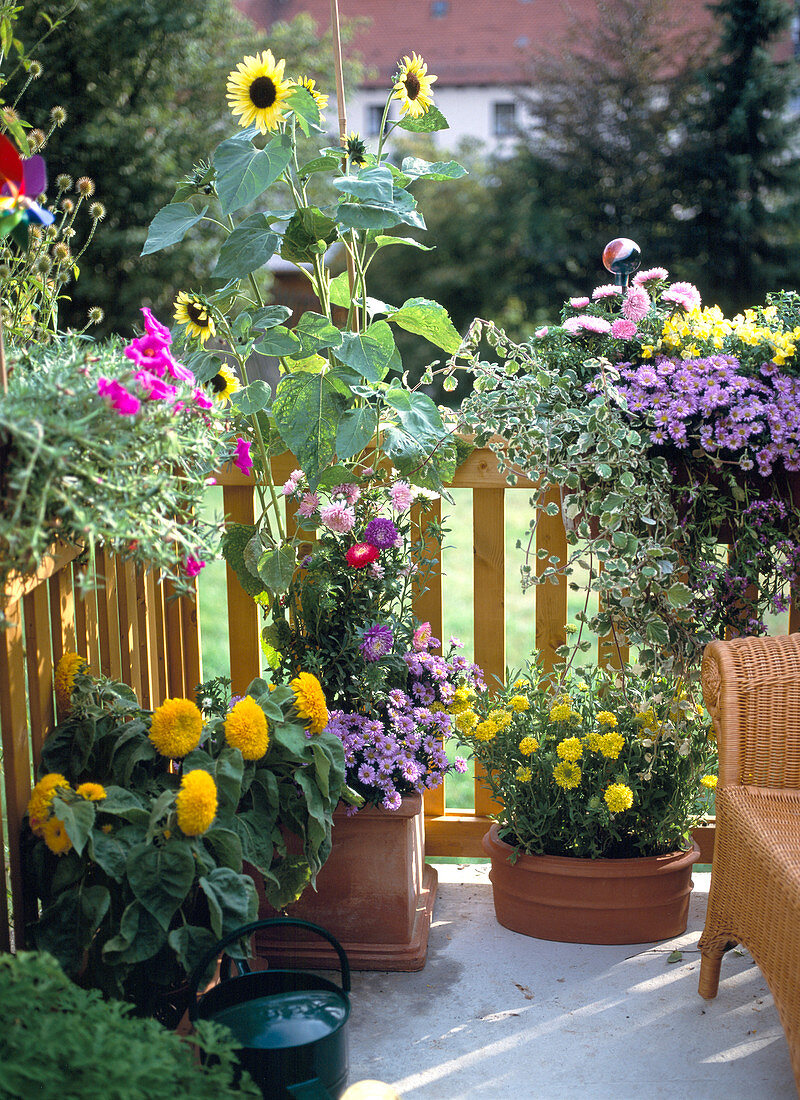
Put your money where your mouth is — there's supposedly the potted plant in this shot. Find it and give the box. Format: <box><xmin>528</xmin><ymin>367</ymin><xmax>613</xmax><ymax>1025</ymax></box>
<box><xmin>456</xmin><ymin>630</ymin><xmax>718</xmax><ymax>944</ymax></box>
<box><xmin>23</xmin><ymin>655</ymin><xmax>347</xmax><ymax>1022</ymax></box>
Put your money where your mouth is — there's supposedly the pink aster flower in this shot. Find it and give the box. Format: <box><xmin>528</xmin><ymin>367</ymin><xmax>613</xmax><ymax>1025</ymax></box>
<box><xmin>622</xmin><ymin>286</ymin><xmax>651</xmax><ymax>323</ymax></box>
<box><xmin>564</xmin><ymin>314</ymin><xmax>612</xmax><ymax>335</ymax></box>
<box><xmin>297</xmin><ymin>491</ymin><xmax>320</xmax><ymax>517</ymax></box>
<box><xmin>413</xmin><ymin>622</ymin><xmax>432</xmax><ymax>651</ymax></box>
<box><xmin>337</xmin><ymin>483</ymin><xmax>361</xmax><ymax>505</ymax></box>
<box><xmin>282</xmin><ymin>469</ymin><xmax>303</xmax><ymax>497</ymax></box>
<box><xmin>140</xmin><ymin>307</ymin><xmax>172</xmax><ymax>342</ymax></box>
<box><xmin>591</xmin><ymin>284</ymin><xmax>621</xmax><ymax>301</ymax></box>
<box><xmin>346</xmin><ymin>542</ymin><xmax>380</xmax><ymax>568</ymax></box>
<box><xmin>611</xmin><ymin>318</ymin><xmax>637</xmax><ymax>340</ymax></box>
<box><xmin>569</xmin><ymin>296</ymin><xmax>590</xmax><ymax>308</ymax></box>
<box><xmin>233</xmin><ymin>437</ymin><xmax>253</xmax><ymax>477</ymax></box>
<box><xmin>134</xmin><ymin>370</ymin><xmax>178</xmax><ymax>402</ymax></box>
<box><xmin>97</xmin><ymin>377</ymin><xmax>140</xmax><ymax>416</ymax></box>
<box><xmin>661</xmin><ymin>281</ymin><xmax>701</xmax><ymax>312</ymax></box>
<box><xmin>534</xmin><ymin>326</ymin><xmax>548</xmax><ymax>338</ymax></box>
<box><xmin>390</xmin><ymin>480</ymin><xmax>414</xmax><ymax>511</ymax></box>
<box><xmin>633</xmin><ymin>267</ymin><xmax>668</xmax><ymax>286</ymax></box>
<box><xmin>319</xmin><ymin>502</ymin><xmax>356</xmax><ymax>534</ymax></box>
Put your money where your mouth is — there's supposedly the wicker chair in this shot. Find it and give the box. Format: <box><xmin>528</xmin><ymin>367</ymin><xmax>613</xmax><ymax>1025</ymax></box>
<box><xmin>698</xmin><ymin>633</ymin><xmax>800</xmax><ymax>1089</ymax></box>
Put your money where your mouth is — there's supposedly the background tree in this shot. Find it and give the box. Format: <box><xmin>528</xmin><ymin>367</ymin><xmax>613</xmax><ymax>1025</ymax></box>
<box><xmin>15</xmin><ymin>0</ymin><xmax>363</xmax><ymax>335</ymax></box>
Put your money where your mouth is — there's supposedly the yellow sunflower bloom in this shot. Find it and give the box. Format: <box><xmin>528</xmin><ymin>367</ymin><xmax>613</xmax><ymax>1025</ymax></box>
<box><xmin>455</xmin><ymin>708</ymin><xmax>478</xmax><ymax>734</ymax></box>
<box><xmin>604</xmin><ymin>783</ymin><xmax>634</xmax><ymax>814</ymax></box>
<box><xmin>473</xmin><ymin>718</ymin><xmax>498</xmax><ymax>742</ymax></box>
<box><xmin>392</xmin><ymin>53</ymin><xmax>437</xmax><ymax>118</ymax></box>
<box><xmin>293</xmin><ymin>75</ymin><xmax>328</xmax><ymax>115</ymax></box>
<box><xmin>76</xmin><ymin>782</ymin><xmax>106</xmax><ymax>801</ymax></box>
<box><xmin>42</xmin><ymin>815</ymin><xmax>73</xmax><ymax>855</ymax></box>
<box><xmin>487</xmin><ymin>708</ymin><xmax>512</xmax><ymax>730</ymax></box>
<box><xmin>174</xmin><ymin>291</ymin><xmax>215</xmax><ymax>343</ymax></box>
<box><xmin>27</xmin><ymin>773</ymin><xmax>70</xmax><ymax>836</ymax></box>
<box><xmin>205</xmin><ymin>364</ymin><xmax>241</xmax><ymax>404</ymax></box>
<box><xmin>54</xmin><ymin>651</ymin><xmax>86</xmax><ymax>713</ymax></box>
<box><xmin>290</xmin><ymin>671</ymin><xmax>329</xmax><ymax>735</ymax></box>
<box><xmin>596</xmin><ymin>710</ymin><xmax>618</xmax><ymax>728</ymax></box>
<box><xmin>553</xmin><ymin>761</ymin><xmax>582</xmax><ymax>790</ymax></box>
<box><xmin>225</xmin><ymin>696</ymin><xmax>270</xmax><ymax>760</ymax></box>
<box><xmin>149</xmin><ymin>698</ymin><xmax>203</xmax><ymax>758</ymax></box>
<box><xmin>548</xmin><ymin>702</ymin><xmax>573</xmax><ymax>723</ymax></box>
<box><xmin>176</xmin><ymin>769</ymin><xmax>218</xmax><ymax>836</ymax></box>
<box><xmin>515</xmin><ymin>766</ymin><xmax>533</xmax><ymax>782</ymax></box>
<box><xmin>509</xmin><ymin>694</ymin><xmax>530</xmax><ymax>711</ymax></box>
<box><xmin>227</xmin><ymin>50</ymin><xmax>291</xmax><ymax>134</ymax></box>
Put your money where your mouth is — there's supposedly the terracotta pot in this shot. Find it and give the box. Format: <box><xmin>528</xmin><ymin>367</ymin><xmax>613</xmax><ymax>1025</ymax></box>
<box><xmin>482</xmin><ymin>824</ymin><xmax>700</xmax><ymax>945</ymax></box>
<box><xmin>251</xmin><ymin>792</ymin><xmax>437</xmax><ymax>971</ymax></box>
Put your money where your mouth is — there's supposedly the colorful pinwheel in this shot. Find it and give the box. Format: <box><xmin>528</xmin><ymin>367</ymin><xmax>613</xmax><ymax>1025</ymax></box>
<box><xmin>0</xmin><ymin>132</ymin><xmax>54</xmax><ymax>248</ymax></box>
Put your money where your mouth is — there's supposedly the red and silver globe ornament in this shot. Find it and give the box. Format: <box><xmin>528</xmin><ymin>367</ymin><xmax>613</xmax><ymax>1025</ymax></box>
<box><xmin>602</xmin><ymin>237</ymin><xmax>641</xmax><ymax>290</ymax></box>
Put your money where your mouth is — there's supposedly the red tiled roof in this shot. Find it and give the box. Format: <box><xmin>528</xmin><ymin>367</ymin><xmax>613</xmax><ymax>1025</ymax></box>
<box><xmin>237</xmin><ymin>0</ymin><xmax>728</xmax><ymax>87</ymax></box>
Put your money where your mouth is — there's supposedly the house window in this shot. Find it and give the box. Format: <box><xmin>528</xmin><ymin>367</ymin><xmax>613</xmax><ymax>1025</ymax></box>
<box><xmin>431</xmin><ymin>1</ymin><xmax>449</xmax><ymax>16</ymax></box>
<box><xmin>493</xmin><ymin>101</ymin><xmax>517</xmax><ymax>136</ymax></box>
<box><xmin>366</xmin><ymin>104</ymin><xmax>386</xmax><ymax>136</ymax></box>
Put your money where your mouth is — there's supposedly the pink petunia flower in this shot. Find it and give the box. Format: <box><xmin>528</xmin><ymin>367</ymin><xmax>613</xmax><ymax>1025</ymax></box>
<box><xmin>319</xmin><ymin>502</ymin><xmax>356</xmax><ymax>534</ymax></box>
<box><xmin>622</xmin><ymin>286</ymin><xmax>651</xmax><ymax>323</ymax></box>
<box><xmin>591</xmin><ymin>284</ymin><xmax>621</xmax><ymax>301</ymax></box>
<box><xmin>233</xmin><ymin>437</ymin><xmax>253</xmax><ymax>477</ymax></box>
<box><xmin>389</xmin><ymin>481</ymin><xmax>414</xmax><ymax>511</ymax></box>
<box><xmin>611</xmin><ymin>318</ymin><xmax>638</xmax><ymax>340</ymax></box>
<box><xmin>165</xmin><ymin>357</ymin><xmax>195</xmax><ymax>384</ymax></box>
<box><xmin>661</xmin><ymin>281</ymin><xmax>701</xmax><ymax>312</ymax></box>
<box><xmin>192</xmin><ymin>388</ymin><xmax>213</xmax><ymax>410</ymax></box>
<box><xmin>134</xmin><ymin>370</ymin><xmax>178</xmax><ymax>402</ymax></box>
<box><xmin>297</xmin><ymin>492</ymin><xmax>320</xmax><ymax>517</ymax></box>
<box><xmin>97</xmin><ymin>377</ymin><xmax>140</xmax><ymax>416</ymax></box>
<box><xmin>633</xmin><ymin>267</ymin><xmax>668</xmax><ymax>286</ymax></box>
<box><xmin>184</xmin><ymin>556</ymin><xmax>205</xmax><ymax>577</ymax></box>
<box><xmin>569</xmin><ymin>296</ymin><xmax>590</xmax><ymax>308</ymax></box>
<box><xmin>123</xmin><ymin>334</ymin><xmax>174</xmax><ymax>375</ymax></box>
<box><xmin>140</xmin><ymin>307</ymin><xmax>172</xmax><ymax>342</ymax></box>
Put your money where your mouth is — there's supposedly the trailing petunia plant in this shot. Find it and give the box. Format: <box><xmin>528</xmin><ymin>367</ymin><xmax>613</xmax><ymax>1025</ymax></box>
<box><xmin>23</xmin><ymin>655</ymin><xmax>349</xmax><ymax>1020</ymax></box>
<box><xmin>457</xmin><ymin>255</ymin><xmax>800</xmax><ymax>679</ymax></box>
<box><xmin>140</xmin><ymin>44</ymin><xmax>467</xmax><ymax>609</ymax></box>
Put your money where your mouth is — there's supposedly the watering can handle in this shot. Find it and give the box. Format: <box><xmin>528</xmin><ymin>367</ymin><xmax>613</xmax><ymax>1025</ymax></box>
<box><xmin>187</xmin><ymin>917</ymin><xmax>351</xmax><ymax>1017</ymax></box>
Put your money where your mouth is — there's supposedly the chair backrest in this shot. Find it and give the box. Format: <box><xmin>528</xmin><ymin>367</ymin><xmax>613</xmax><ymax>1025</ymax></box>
<box><xmin>702</xmin><ymin>634</ymin><xmax>800</xmax><ymax>789</ymax></box>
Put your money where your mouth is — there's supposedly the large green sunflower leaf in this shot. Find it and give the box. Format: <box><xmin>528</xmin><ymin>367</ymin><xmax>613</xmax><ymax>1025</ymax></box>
<box><xmin>286</xmin><ymin>311</ymin><xmax>343</xmax><ymax>360</ymax></box>
<box><xmin>336</xmin><ymin>406</ymin><xmax>377</xmax><ymax>459</ymax></box>
<box><xmin>214</xmin><ymin>133</ymin><xmax>293</xmax><ymax>216</ymax></box>
<box><xmin>371</xmin><ymin>234</ymin><xmax>434</xmax><ymax>252</ymax></box>
<box><xmin>335</xmin><ymin>320</ymin><xmax>396</xmax><ymax>382</ymax></box>
<box><xmin>333</xmin><ymin>166</ymin><xmax>394</xmax><ymax>204</ymax></box>
<box><xmin>397</xmin><ymin>105</ymin><xmax>449</xmax><ymax>133</ymax></box>
<box><xmin>273</xmin><ymin>371</ymin><xmax>350</xmax><ymax>480</ymax></box>
<box><xmin>213</xmin><ymin>213</ymin><xmax>280</xmax><ymax>280</ymax></box>
<box><xmin>284</xmin><ymin>85</ymin><xmax>321</xmax><ymax>136</ymax></box>
<box><xmin>141</xmin><ymin>202</ymin><xmax>208</xmax><ymax>256</ymax></box>
<box><xmin>250</xmin><ymin>304</ymin><xmax>292</xmax><ymax>330</ymax></box>
<box><xmin>386</xmin><ymin>296</ymin><xmax>462</xmax><ymax>353</ymax></box>
<box><xmin>125</xmin><ymin>841</ymin><xmax>195</xmax><ymax>931</ymax></box>
<box><xmin>254</xmin><ymin>325</ymin><xmax>302</xmax><ymax>358</ymax></box>
<box><xmin>399</xmin><ymin>156</ymin><xmax>468</xmax><ymax>182</ymax></box>
<box><xmin>280</xmin><ymin>205</ymin><xmax>338</xmax><ymax>264</ymax></box>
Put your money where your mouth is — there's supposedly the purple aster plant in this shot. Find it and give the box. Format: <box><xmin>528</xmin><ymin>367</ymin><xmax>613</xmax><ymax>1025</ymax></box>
<box><xmin>363</xmin><ymin>516</ymin><xmax>400</xmax><ymax>549</ymax></box>
<box><xmin>359</xmin><ymin>623</ymin><xmax>394</xmax><ymax>662</ymax></box>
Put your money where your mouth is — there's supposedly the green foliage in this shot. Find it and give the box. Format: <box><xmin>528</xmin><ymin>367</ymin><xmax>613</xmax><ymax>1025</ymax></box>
<box><xmin>25</xmin><ymin>665</ymin><xmax>349</xmax><ymax>1016</ymax></box>
<box><xmin>0</xmin><ymin>336</ymin><xmax>229</xmax><ymax>600</ymax></box>
<box><xmin>0</xmin><ymin>951</ymin><xmax>260</xmax><ymax>1099</ymax></box>
<box><xmin>458</xmin><ymin>641</ymin><xmax>717</xmax><ymax>859</ymax></box>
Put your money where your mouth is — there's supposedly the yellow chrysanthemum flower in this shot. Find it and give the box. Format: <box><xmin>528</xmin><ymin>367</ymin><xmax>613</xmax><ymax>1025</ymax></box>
<box><xmin>488</xmin><ymin>708</ymin><xmax>512</xmax><ymax>730</ymax></box>
<box><xmin>553</xmin><ymin>761</ymin><xmax>582</xmax><ymax>790</ymax></box>
<box><xmin>227</xmin><ymin>50</ymin><xmax>291</xmax><ymax>133</ymax></box>
<box><xmin>701</xmin><ymin>775</ymin><xmax>718</xmax><ymax>790</ymax></box>
<box><xmin>455</xmin><ymin>709</ymin><xmax>478</xmax><ymax>734</ymax></box>
<box><xmin>292</xmin><ymin>75</ymin><xmax>328</xmax><ymax>114</ymax></box>
<box><xmin>518</xmin><ymin>736</ymin><xmax>539</xmax><ymax>755</ymax></box>
<box><xmin>76</xmin><ymin>782</ymin><xmax>106</xmax><ymax>801</ymax></box>
<box><xmin>54</xmin><ymin>651</ymin><xmax>86</xmax><ymax>713</ymax></box>
<box><xmin>290</xmin><ymin>671</ymin><xmax>329</xmax><ymax>734</ymax></box>
<box><xmin>448</xmin><ymin>686</ymin><xmax>475</xmax><ymax>715</ymax></box>
<box><xmin>392</xmin><ymin>53</ymin><xmax>437</xmax><ymax>118</ymax></box>
<box><xmin>174</xmin><ymin>291</ymin><xmax>215</xmax><ymax>343</ymax></box>
<box><xmin>149</xmin><ymin>698</ymin><xmax>203</xmax><ymax>758</ymax></box>
<box><xmin>549</xmin><ymin>702</ymin><xmax>573</xmax><ymax>723</ymax></box>
<box><xmin>225</xmin><ymin>696</ymin><xmax>270</xmax><ymax>761</ymax></box>
<box><xmin>205</xmin><ymin>364</ymin><xmax>241</xmax><ymax>404</ymax></box>
<box><xmin>604</xmin><ymin>783</ymin><xmax>634</xmax><ymax>814</ymax></box>
<box><xmin>509</xmin><ymin>694</ymin><xmax>530</xmax><ymax>711</ymax></box>
<box><xmin>474</xmin><ymin>718</ymin><xmax>498</xmax><ymax>742</ymax></box>
<box><xmin>27</xmin><ymin>773</ymin><xmax>70</xmax><ymax>836</ymax></box>
<box><xmin>176</xmin><ymin>769</ymin><xmax>218</xmax><ymax>836</ymax></box>
<box><xmin>556</xmin><ymin>737</ymin><xmax>583</xmax><ymax>762</ymax></box>
<box><xmin>598</xmin><ymin>732</ymin><xmax>625</xmax><ymax>760</ymax></box>
<box><xmin>596</xmin><ymin>710</ymin><xmax>618</xmax><ymax>728</ymax></box>
<box><xmin>515</xmin><ymin>766</ymin><xmax>533</xmax><ymax>782</ymax></box>
<box><xmin>42</xmin><ymin>815</ymin><xmax>72</xmax><ymax>855</ymax></box>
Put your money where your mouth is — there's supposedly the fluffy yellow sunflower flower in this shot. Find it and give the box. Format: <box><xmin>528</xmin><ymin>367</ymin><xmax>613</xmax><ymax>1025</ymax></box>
<box><xmin>176</xmin><ymin>769</ymin><xmax>218</xmax><ymax>836</ymax></box>
<box><xmin>455</xmin><ymin>709</ymin><xmax>478</xmax><ymax>734</ymax></box>
<box><xmin>553</xmin><ymin>761</ymin><xmax>582</xmax><ymax>790</ymax></box>
<box><xmin>76</xmin><ymin>782</ymin><xmax>106</xmax><ymax>801</ymax></box>
<box><xmin>227</xmin><ymin>50</ymin><xmax>291</xmax><ymax>134</ymax></box>
<box><xmin>549</xmin><ymin>702</ymin><xmax>573</xmax><ymax>723</ymax></box>
<box><xmin>487</xmin><ymin>708</ymin><xmax>513</xmax><ymax>730</ymax></box>
<box><xmin>27</xmin><ymin>773</ymin><xmax>70</xmax><ymax>836</ymax></box>
<box><xmin>225</xmin><ymin>696</ymin><xmax>270</xmax><ymax>760</ymax></box>
<box><xmin>42</xmin><ymin>815</ymin><xmax>72</xmax><ymax>855</ymax></box>
<box><xmin>149</xmin><ymin>698</ymin><xmax>203</xmax><ymax>758</ymax></box>
<box><xmin>174</xmin><ymin>291</ymin><xmax>215</xmax><ymax>343</ymax></box>
<box><xmin>205</xmin><ymin>364</ymin><xmax>241</xmax><ymax>404</ymax></box>
<box><xmin>509</xmin><ymin>694</ymin><xmax>530</xmax><ymax>711</ymax></box>
<box><xmin>392</xmin><ymin>53</ymin><xmax>437</xmax><ymax>118</ymax></box>
<box><xmin>290</xmin><ymin>671</ymin><xmax>329</xmax><ymax>735</ymax></box>
<box><xmin>596</xmin><ymin>710</ymin><xmax>618</xmax><ymax>728</ymax></box>
<box><xmin>604</xmin><ymin>783</ymin><xmax>634</xmax><ymax>814</ymax></box>
<box><xmin>54</xmin><ymin>651</ymin><xmax>86</xmax><ymax>713</ymax></box>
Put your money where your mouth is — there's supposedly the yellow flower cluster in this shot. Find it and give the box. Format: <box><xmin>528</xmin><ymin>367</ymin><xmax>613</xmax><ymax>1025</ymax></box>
<box><xmin>604</xmin><ymin>783</ymin><xmax>634</xmax><ymax>814</ymax></box>
<box><xmin>634</xmin><ymin>707</ymin><xmax>661</xmax><ymax>738</ymax></box>
<box><xmin>556</xmin><ymin>737</ymin><xmax>583</xmax><ymax>762</ymax></box>
<box><xmin>27</xmin><ymin>773</ymin><xmax>69</xmax><ymax>836</ymax></box>
<box><xmin>290</xmin><ymin>671</ymin><xmax>329</xmax><ymax>735</ymax></box>
<box><xmin>448</xmin><ymin>686</ymin><xmax>475</xmax><ymax>715</ymax></box>
<box><xmin>659</xmin><ymin>304</ymin><xmax>800</xmax><ymax>367</ymax></box>
<box><xmin>596</xmin><ymin>711</ymin><xmax>618</xmax><ymax>728</ymax></box>
<box><xmin>76</xmin><ymin>782</ymin><xmax>106</xmax><ymax>801</ymax></box>
<box><xmin>549</xmin><ymin>702</ymin><xmax>573</xmax><ymax>723</ymax></box>
<box><xmin>508</xmin><ymin>694</ymin><xmax>530</xmax><ymax>712</ymax></box>
<box><xmin>54</xmin><ymin>651</ymin><xmax>86</xmax><ymax>714</ymax></box>
<box><xmin>225</xmin><ymin>696</ymin><xmax>269</xmax><ymax>760</ymax></box>
<box><xmin>518</xmin><ymin>736</ymin><xmax>539</xmax><ymax>755</ymax></box>
<box><xmin>598</xmin><ymin>731</ymin><xmax>625</xmax><ymax>760</ymax></box>
<box><xmin>553</xmin><ymin>760</ymin><xmax>581</xmax><ymax>789</ymax></box>
<box><xmin>455</xmin><ymin>709</ymin><xmax>478</xmax><ymax>734</ymax></box>
<box><xmin>176</xmin><ymin>769</ymin><xmax>218</xmax><ymax>836</ymax></box>
<box><xmin>149</xmin><ymin>698</ymin><xmax>203</xmax><ymax>758</ymax></box>
<box><xmin>487</xmin><ymin>708</ymin><xmax>513</xmax><ymax>730</ymax></box>
<box><xmin>515</xmin><ymin>766</ymin><xmax>533</xmax><ymax>782</ymax></box>
<box><xmin>474</xmin><ymin>718</ymin><xmax>498</xmax><ymax>742</ymax></box>
<box><xmin>28</xmin><ymin>774</ymin><xmax>106</xmax><ymax>856</ymax></box>
<box><xmin>700</xmin><ymin>774</ymin><xmax>718</xmax><ymax>790</ymax></box>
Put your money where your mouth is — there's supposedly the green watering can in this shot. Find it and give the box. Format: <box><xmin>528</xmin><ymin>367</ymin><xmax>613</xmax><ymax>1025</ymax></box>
<box><xmin>189</xmin><ymin>918</ymin><xmax>351</xmax><ymax>1100</ymax></box>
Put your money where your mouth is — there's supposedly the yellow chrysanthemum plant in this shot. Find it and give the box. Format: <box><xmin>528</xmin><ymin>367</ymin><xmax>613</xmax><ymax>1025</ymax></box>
<box><xmin>23</xmin><ymin>663</ymin><xmax>350</xmax><ymax>1022</ymax></box>
<box><xmin>142</xmin><ymin>41</ymin><xmax>466</xmax><ymax>620</ymax></box>
<box><xmin>456</xmin><ymin>631</ymin><xmax>717</xmax><ymax>860</ymax></box>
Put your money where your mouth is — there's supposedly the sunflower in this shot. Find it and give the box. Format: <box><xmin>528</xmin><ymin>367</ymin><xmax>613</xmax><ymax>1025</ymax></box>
<box><xmin>293</xmin><ymin>75</ymin><xmax>328</xmax><ymax>115</ymax></box>
<box><xmin>392</xmin><ymin>53</ymin><xmax>437</xmax><ymax>119</ymax></box>
<box><xmin>54</xmin><ymin>651</ymin><xmax>86</xmax><ymax>714</ymax></box>
<box><xmin>344</xmin><ymin>131</ymin><xmax>367</xmax><ymax>166</ymax></box>
<box><xmin>27</xmin><ymin>773</ymin><xmax>70</xmax><ymax>836</ymax></box>
<box><xmin>76</xmin><ymin>782</ymin><xmax>106</xmax><ymax>801</ymax></box>
<box><xmin>227</xmin><ymin>50</ymin><xmax>291</xmax><ymax>134</ymax></box>
<box><xmin>42</xmin><ymin>816</ymin><xmax>72</xmax><ymax>855</ymax></box>
<box><xmin>289</xmin><ymin>671</ymin><xmax>329</xmax><ymax>735</ymax></box>
<box><xmin>225</xmin><ymin>696</ymin><xmax>270</xmax><ymax>760</ymax></box>
<box><xmin>174</xmin><ymin>291</ymin><xmax>215</xmax><ymax>343</ymax></box>
<box><xmin>176</xmin><ymin>769</ymin><xmax>218</xmax><ymax>836</ymax></box>
<box><xmin>149</xmin><ymin>697</ymin><xmax>203</xmax><ymax>758</ymax></box>
<box><xmin>205</xmin><ymin>364</ymin><xmax>241</xmax><ymax>404</ymax></box>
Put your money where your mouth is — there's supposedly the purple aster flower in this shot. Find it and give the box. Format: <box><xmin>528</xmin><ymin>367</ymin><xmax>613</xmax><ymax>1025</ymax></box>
<box><xmin>359</xmin><ymin>624</ymin><xmax>394</xmax><ymax>662</ymax></box>
<box><xmin>364</xmin><ymin>516</ymin><xmax>400</xmax><ymax>549</ymax></box>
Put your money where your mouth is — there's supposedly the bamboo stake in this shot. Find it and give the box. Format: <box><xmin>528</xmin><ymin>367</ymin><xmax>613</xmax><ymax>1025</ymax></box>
<box><xmin>0</xmin><ymin>309</ymin><xmax>7</xmax><ymax>394</ymax></box>
<box><xmin>330</xmin><ymin>0</ymin><xmax>359</xmax><ymax>330</ymax></box>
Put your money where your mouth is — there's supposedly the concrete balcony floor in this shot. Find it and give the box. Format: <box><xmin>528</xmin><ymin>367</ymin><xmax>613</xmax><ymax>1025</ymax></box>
<box><xmin>347</xmin><ymin>864</ymin><xmax>796</xmax><ymax>1099</ymax></box>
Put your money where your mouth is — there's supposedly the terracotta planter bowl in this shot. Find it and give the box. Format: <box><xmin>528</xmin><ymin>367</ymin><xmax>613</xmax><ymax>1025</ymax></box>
<box><xmin>482</xmin><ymin>824</ymin><xmax>700</xmax><ymax>944</ymax></box>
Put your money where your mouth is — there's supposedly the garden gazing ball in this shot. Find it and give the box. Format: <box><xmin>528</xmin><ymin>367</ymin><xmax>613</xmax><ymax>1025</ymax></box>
<box><xmin>602</xmin><ymin>237</ymin><xmax>641</xmax><ymax>282</ymax></box>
